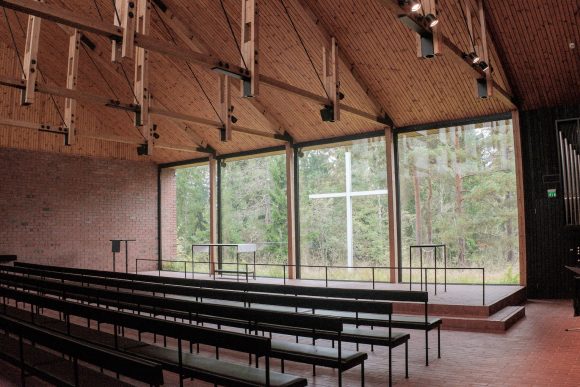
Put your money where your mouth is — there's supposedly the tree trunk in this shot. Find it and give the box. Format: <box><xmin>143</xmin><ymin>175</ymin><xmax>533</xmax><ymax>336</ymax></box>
<box><xmin>453</xmin><ymin>127</ymin><xmax>466</xmax><ymax>265</ymax></box>
<box><xmin>412</xmin><ymin>163</ymin><xmax>422</xmax><ymax>245</ymax></box>
<box><xmin>426</xmin><ymin>174</ymin><xmax>433</xmax><ymax>244</ymax></box>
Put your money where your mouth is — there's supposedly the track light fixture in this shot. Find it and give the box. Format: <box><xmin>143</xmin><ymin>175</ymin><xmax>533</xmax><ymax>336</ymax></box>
<box><xmin>399</xmin><ymin>0</ymin><xmax>421</xmax><ymax>13</ymax></box>
<box><xmin>230</xmin><ymin>115</ymin><xmax>238</xmax><ymax>124</ymax></box>
<box><xmin>467</xmin><ymin>52</ymin><xmax>480</xmax><ymax>64</ymax></box>
<box><xmin>478</xmin><ymin>61</ymin><xmax>490</xmax><ymax>72</ymax></box>
<box><xmin>136</xmin><ymin>143</ymin><xmax>148</xmax><ymax>156</ymax></box>
<box><xmin>424</xmin><ymin>13</ymin><xmax>439</xmax><ymax>27</ymax></box>
<box><xmin>320</xmin><ymin>105</ymin><xmax>336</xmax><ymax>122</ymax></box>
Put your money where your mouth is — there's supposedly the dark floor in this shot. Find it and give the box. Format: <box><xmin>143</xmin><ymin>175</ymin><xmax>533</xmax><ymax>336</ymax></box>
<box><xmin>1</xmin><ymin>299</ymin><xmax>579</xmax><ymax>386</ymax></box>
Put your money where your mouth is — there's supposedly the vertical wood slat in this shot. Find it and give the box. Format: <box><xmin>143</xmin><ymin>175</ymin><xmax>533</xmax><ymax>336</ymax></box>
<box><xmin>512</xmin><ymin>110</ymin><xmax>527</xmax><ymax>286</ymax></box>
<box><xmin>111</xmin><ymin>0</ymin><xmax>123</xmax><ymax>62</ymax></box>
<box><xmin>240</xmin><ymin>0</ymin><xmax>259</xmax><ymax>97</ymax></box>
<box><xmin>322</xmin><ymin>37</ymin><xmax>340</xmax><ymax>121</ymax></box>
<box><xmin>219</xmin><ymin>74</ymin><xmax>232</xmax><ymax>141</ymax></box>
<box><xmin>121</xmin><ymin>0</ymin><xmax>136</xmax><ymax>58</ymax></box>
<box><xmin>134</xmin><ymin>0</ymin><xmax>153</xmax><ymax>153</ymax></box>
<box><xmin>285</xmin><ymin>143</ymin><xmax>296</xmax><ymax>279</ymax></box>
<box><xmin>385</xmin><ymin>126</ymin><xmax>398</xmax><ymax>283</ymax></box>
<box><xmin>64</xmin><ymin>29</ymin><xmax>80</xmax><ymax>145</ymax></box>
<box><xmin>21</xmin><ymin>12</ymin><xmax>42</xmax><ymax>105</ymax></box>
<box><xmin>478</xmin><ymin>0</ymin><xmax>492</xmax><ymax>97</ymax></box>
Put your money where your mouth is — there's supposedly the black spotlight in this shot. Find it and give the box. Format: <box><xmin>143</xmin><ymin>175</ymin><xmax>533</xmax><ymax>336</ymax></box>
<box><xmin>399</xmin><ymin>0</ymin><xmax>421</xmax><ymax>12</ymax></box>
<box><xmin>478</xmin><ymin>61</ymin><xmax>490</xmax><ymax>72</ymax></box>
<box><xmin>220</xmin><ymin>126</ymin><xmax>227</xmax><ymax>142</ymax></box>
<box><xmin>137</xmin><ymin>143</ymin><xmax>148</xmax><ymax>156</ymax></box>
<box><xmin>476</xmin><ymin>78</ymin><xmax>488</xmax><ymax>99</ymax></box>
<box><xmin>230</xmin><ymin>115</ymin><xmax>238</xmax><ymax>124</ymax></box>
<box><xmin>153</xmin><ymin>132</ymin><xmax>160</xmax><ymax>139</ymax></box>
<box><xmin>320</xmin><ymin>105</ymin><xmax>335</xmax><ymax>122</ymax></box>
<box><xmin>419</xmin><ymin>33</ymin><xmax>435</xmax><ymax>58</ymax></box>
<box><xmin>425</xmin><ymin>13</ymin><xmax>438</xmax><ymax>27</ymax></box>
<box><xmin>468</xmin><ymin>52</ymin><xmax>480</xmax><ymax>64</ymax></box>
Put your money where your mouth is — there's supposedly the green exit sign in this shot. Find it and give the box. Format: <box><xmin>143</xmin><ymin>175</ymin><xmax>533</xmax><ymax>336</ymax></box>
<box><xmin>547</xmin><ymin>189</ymin><xmax>557</xmax><ymax>198</ymax></box>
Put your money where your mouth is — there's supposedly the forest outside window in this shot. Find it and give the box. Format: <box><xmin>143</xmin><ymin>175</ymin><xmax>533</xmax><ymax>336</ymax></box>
<box><xmin>397</xmin><ymin>119</ymin><xmax>519</xmax><ymax>284</ymax></box>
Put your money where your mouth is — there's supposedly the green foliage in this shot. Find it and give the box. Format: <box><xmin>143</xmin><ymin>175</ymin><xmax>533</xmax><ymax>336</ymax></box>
<box><xmin>173</xmin><ymin>120</ymin><xmax>520</xmax><ymax>285</ymax></box>
<box><xmin>399</xmin><ymin>120</ymin><xmax>520</xmax><ymax>284</ymax></box>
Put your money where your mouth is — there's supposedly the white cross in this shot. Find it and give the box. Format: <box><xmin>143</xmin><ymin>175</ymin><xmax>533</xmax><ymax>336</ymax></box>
<box><xmin>309</xmin><ymin>151</ymin><xmax>388</xmax><ymax>268</ymax></box>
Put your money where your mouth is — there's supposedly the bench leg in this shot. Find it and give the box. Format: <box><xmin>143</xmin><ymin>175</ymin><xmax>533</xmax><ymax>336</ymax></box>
<box><xmin>361</xmin><ymin>362</ymin><xmax>365</xmax><ymax>387</ymax></box>
<box><xmin>425</xmin><ymin>330</ymin><xmax>429</xmax><ymax>366</ymax></box>
<box><xmin>405</xmin><ymin>341</ymin><xmax>409</xmax><ymax>379</ymax></box>
<box><xmin>438</xmin><ymin>325</ymin><xmax>441</xmax><ymax>358</ymax></box>
<box><xmin>313</xmin><ymin>364</ymin><xmax>316</xmax><ymax>375</ymax></box>
<box><xmin>388</xmin><ymin>346</ymin><xmax>392</xmax><ymax>387</ymax></box>
<box><xmin>281</xmin><ymin>359</ymin><xmax>285</xmax><ymax>373</ymax></box>
<box><xmin>338</xmin><ymin>369</ymin><xmax>342</xmax><ymax>387</ymax></box>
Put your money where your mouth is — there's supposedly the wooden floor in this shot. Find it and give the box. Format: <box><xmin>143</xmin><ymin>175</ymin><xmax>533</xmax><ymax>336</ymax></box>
<box><xmin>1</xmin><ymin>299</ymin><xmax>578</xmax><ymax>386</ymax></box>
<box><xmin>142</xmin><ymin>270</ymin><xmax>523</xmax><ymax>307</ymax></box>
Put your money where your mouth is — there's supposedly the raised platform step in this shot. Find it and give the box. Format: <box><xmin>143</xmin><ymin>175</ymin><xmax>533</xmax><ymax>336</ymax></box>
<box><xmin>392</xmin><ymin>286</ymin><xmax>527</xmax><ymax>318</ymax></box>
<box><xmin>439</xmin><ymin>305</ymin><xmax>526</xmax><ymax>332</ymax></box>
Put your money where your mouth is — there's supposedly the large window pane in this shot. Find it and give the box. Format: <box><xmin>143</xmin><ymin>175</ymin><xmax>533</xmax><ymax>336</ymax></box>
<box><xmin>176</xmin><ymin>165</ymin><xmax>210</xmax><ymax>269</ymax></box>
<box><xmin>298</xmin><ymin>138</ymin><xmax>390</xmax><ymax>281</ymax></box>
<box><xmin>398</xmin><ymin>119</ymin><xmax>519</xmax><ymax>284</ymax></box>
<box><xmin>220</xmin><ymin>154</ymin><xmax>288</xmax><ymax>276</ymax></box>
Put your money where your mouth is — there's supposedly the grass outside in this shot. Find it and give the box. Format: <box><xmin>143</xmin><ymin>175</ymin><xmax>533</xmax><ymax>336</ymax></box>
<box><xmin>167</xmin><ymin>254</ymin><xmax>519</xmax><ymax>285</ymax></box>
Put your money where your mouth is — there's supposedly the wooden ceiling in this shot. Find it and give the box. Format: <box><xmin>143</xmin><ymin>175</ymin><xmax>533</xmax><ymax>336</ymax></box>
<box><xmin>0</xmin><ymin>0</ymin><xmax>576</xmax><ymax>164</ymax></box>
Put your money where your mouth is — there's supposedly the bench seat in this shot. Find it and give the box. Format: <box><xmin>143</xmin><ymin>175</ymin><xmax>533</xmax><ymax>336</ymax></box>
<box><xmin>0</xmin><ymin>333</ymin><xmax>134</xmax><ymax>387</ymax></box>
<box><xmin>311</xmin><ymin>310</ymin><xmax>442</xmax><ymax>330</ymax></box>
<box><xmin>269</xmin><ymin>341</ymin><xmax>367</xmax><ymax>370</ymax></box>
<box><xmin>2</xmin><ymin>305</ymin><xmax>307</xmax><ymax>387</ymax></box>
<box><xmin>129</xmin><ymin>344</ymin><xmax>307</xmax><ymax>387</ymax></box>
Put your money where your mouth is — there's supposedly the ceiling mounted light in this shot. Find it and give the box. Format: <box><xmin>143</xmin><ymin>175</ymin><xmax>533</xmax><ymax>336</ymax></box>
<box><xmin>409</xmin><ymin>0</ymin><xmax>421</xmax><ymax>12</ymax></box>
<box><xmin>425</xmin><ymin>13</ymin><xmax>439</xmax><ymax>27</ymax></box>
<box><xmin>478</xmin><ymin>61</ymin><xmax>490</xmax><ymax>72</ymax></box>
<box><xmin>399</xmin><ymin>0</ymin><xmax>421</xmax><ymax>13</ymax></box>
<box><xmin>468</xmin><ymin>52</ymin><xmax>480</xmax><ymax>64</ymax></box>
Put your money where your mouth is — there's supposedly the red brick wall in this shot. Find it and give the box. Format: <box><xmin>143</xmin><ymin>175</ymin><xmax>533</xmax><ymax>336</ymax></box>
<box><xmin>160</xmin><ymin>168</ymin><xmax>177</xmax><ymax>262</ymax></box>
<box><xmin>0</xmin><ymin>148</ymin><xmax>159</xmax><ymax>272</ymax></box>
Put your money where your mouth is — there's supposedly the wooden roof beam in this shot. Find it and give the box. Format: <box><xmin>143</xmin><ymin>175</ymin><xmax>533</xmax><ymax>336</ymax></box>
<box><xmin>0</xmin><ymin>75</ymin><xmax>138</xmax><ymax>111</ymax></box>
<box><xmin>0</xmin><ymin>117</ymin><xmax>209</xmax><ymax>154</ymax></box>
<box><xmin>0</xmin><ymin>0</ymin><xmax>248</xmax><ymax>78</ymax></box>
<box><xmin>21</xmin><ymin>9</ymin><xmax>41</xmax><ymax>105</ymax></box>
<box><xmin>150</xmin><ymin>107</ymin><xmax>290</xmax><ymax>142</ymax></box>
<box><xmin>152</xmin><ymin>0</ymin><xmax>291</xmax><ymax>138</ymax></box>
<box><xmin>294</xmin><ymin>0</ymin><xmax>394</xmax><ymax>126</ymax></box>
<box><xmin>1</xmin><ymin>0</ymin><xmax>389</xmax><ymax>125</ymax></box>
<box><xmin>64</xmin><ymin>28</ymin><xmax>80</xmax><ymax>145</ymax></box>
<box><xmin>378</xmin><ymin>0</ymin><xmax>515</xmax><ymax>109</ymax></box>
<box><xmin>57</xmin><ymin>23</ymin><xmax>218</xmax><ymax>153</ymax></box>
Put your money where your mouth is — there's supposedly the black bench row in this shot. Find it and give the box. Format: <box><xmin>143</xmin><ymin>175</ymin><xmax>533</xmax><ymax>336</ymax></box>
<box><xmin>13</xmin><ymin>261</ymin><xmax>441</xmax><ymax>365</ymax></box>
<box><xmin>0</xmin><ymin>269</ymin><xmax>407</xmax><ymax>386</ymax></box>
<box><xmin>1</xmin><ymin>266</ymin><xmax>410</xmax><ymax>380</ymax></box>
<box><xmin>0</xmin><ymin>312</ymin><xmax>164</xmax><ymax>386</ymax></box>
<box><xmin>0</xmin><ymin>285</ymin><xmax>308</xmax><ymax>387</ymax></box>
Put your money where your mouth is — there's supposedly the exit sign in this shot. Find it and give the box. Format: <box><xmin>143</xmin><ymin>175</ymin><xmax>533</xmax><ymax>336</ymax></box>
<box><xmin>547</xmin><ymin>189</ymin><xmax>557</xmax><ymax>198</ymax></box>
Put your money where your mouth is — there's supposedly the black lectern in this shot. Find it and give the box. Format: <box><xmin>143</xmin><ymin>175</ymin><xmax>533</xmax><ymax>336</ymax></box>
<box><xmin>110</xmin><ymin>239</ymin><xmax>136</xmax><ymax>273</ymax></box>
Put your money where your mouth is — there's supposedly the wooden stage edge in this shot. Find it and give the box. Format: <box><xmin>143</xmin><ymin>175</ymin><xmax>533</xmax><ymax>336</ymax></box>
<box><xmin>140</xmin><ymin>270</ymin><xmax>528</xmax><ymax>333</ymax></box>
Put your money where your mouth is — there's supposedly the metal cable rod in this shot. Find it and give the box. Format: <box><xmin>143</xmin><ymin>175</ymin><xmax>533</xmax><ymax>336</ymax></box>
<box><xmin>278</xmin><ymin>0</ymin><xmax>331</xmax><ymax>101</ymax></box>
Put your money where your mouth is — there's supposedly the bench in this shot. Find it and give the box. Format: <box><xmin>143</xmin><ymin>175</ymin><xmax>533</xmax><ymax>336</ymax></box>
<box><xmin>0</xmin><ymin>313</ymin><xmax>164</xmax><ymax>387</ymax></box>
<box><xmin>1</xmin><ymin>271</ymin><xmax>377</xmax><ymax>386</ymax></box>
<box><xmin>0</xmin><ymin>285</ymin><xmax>307</xmax><ymax>387</ymax></box>
<box><xmin>7</xmin><ymin>264</ymin><xmax>424</xmax><ymax>358</ymax></box>
<box><xmin>13</xmin><ymin>261</ymin><xmax>439</xmax><ymax>365</ymax></box>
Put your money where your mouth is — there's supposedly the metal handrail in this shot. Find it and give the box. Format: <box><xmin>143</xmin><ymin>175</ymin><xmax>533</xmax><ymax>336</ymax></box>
<box><xmin>145</xmin><ymin>258</ymin><xmax>488</xmax><ymax>305</ymax></box>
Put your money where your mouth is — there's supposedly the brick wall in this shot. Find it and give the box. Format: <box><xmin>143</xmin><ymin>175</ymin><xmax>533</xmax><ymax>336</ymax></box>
<box><xmin>0</xmin><ymin>148</ymin><xmax>159</xmax><ymax>272</ymax></box>
<box><xmin>160</xmin><ymin>168</ymin><xmax>177</xmax><ymax>263</ymax></box>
